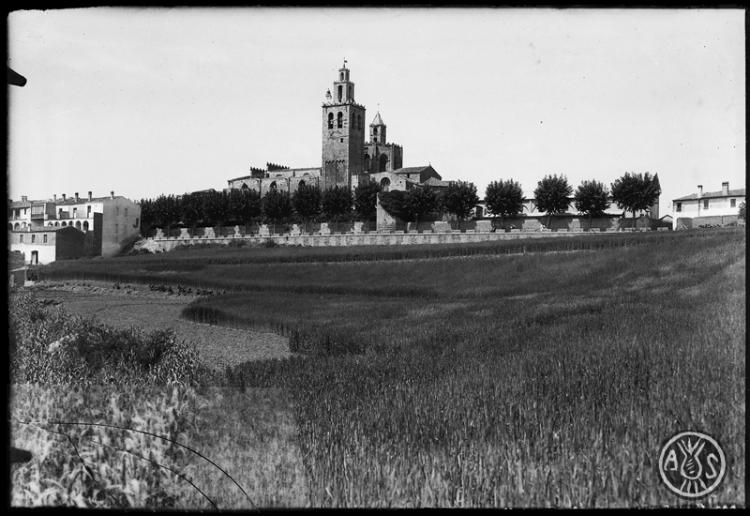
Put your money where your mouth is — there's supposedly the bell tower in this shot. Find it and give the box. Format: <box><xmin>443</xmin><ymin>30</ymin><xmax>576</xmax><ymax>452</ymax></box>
<box><xmin>322</xmin><ymin>61</ymin><xmax>366</xmax><ymax>190</ymax></box>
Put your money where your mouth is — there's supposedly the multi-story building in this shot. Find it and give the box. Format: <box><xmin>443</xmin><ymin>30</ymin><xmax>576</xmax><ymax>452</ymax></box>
<box><xmin>672</xmin><ymin>181</ymin><xmax>745</xmax><ymax>229</ymax></box>
<box><xmin>8</xmin><ymin>190</ymin><xmax>141</xmax><ymax>263</ymax></box>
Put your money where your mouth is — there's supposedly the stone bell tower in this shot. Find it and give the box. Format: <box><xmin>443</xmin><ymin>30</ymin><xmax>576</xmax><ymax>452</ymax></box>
<box><xmin>321</xmin><ymin>61</ymin><xmax>366</xmax><ymax>190</ymax></box>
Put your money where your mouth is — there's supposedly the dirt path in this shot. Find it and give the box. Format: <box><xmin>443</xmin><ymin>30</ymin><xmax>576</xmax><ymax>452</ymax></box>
<box><xmin>29</xmin><ymin>280</ymin><xmax>295</xmax><ymax>370</ymax></box>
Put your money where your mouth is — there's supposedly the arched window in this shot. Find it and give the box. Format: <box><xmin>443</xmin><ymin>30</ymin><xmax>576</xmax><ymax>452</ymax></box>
<box><xmin>54</xmin><ymin>222</ymin><xmax>59</xmax><ymax>227</ymax></box>
<box><xmin>340</xmin><ymin>72</ymin><xmax>344</xmax><ymax>81</ymax></box>
<box><xmin>337</xmin><ymin>112</ymin><xmax>343</xmax><ymax>129</ymax></box>
<box><xmin>83</xmin><ymin>221</ymin><xmax>89</xmax><ymax>232</ymax></box>
<box><xmin>379</xmin><ymin>154</ymin><xmax>388</xmax><ymax>172</ymax></box>
<box><xmin>298</xmin><ymin>180</ymin><xmax>306</xmax><ymax>188</ymax></box>
<box><xmin>13</xmin><ymin>223</ymin><xmax>19</xmax><ymax>230</ymax></box>
<box><xmin>270</xmin><ymin>181</ymin><xmax>278</xmax><ymax>191</ymax></box>
<box><xmin>241</xmin><ymin>183</ymin><xmax>249</xmax><ymax>190</ymax></box>
<box><xmin>328</xmin><ymin>112</ymin><xmax>334</xmax><ymax>129</ymax></box>
<box><xmin>337</xmin><ymin>85</ymin><xmax>342</xmax><ymax>102</ymax></box>
<box><xmin>61</xmin><ymin>221</ymin><xmax>67</xmax><ymax>227</ymax></box>
<box><xmin>380</xmin><ymin>177</ymin><xmax>391</xmax><ymax>192</ymax></box>
<box><xmin>75</xmin><ymin>221</ymin><xmax>82</xmax><ymax>230</ymax></box>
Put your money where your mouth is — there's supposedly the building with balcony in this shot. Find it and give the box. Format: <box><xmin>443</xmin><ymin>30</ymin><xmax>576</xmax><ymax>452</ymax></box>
<box><xmin>8</xmin><ymin>190</ymin><xmax>141</xmax><ymax>263</ymax></box>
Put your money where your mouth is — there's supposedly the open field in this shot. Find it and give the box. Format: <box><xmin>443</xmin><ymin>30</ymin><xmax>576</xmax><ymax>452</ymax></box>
<box><xmin>13</xmin><ymin>229</ymin><xmax>746</xmax><ymax>507</ymax></box>
<box><xmin>27</xmin><ymin>281</ymin><xmax>292</xmax><ymax>369</ymax></box>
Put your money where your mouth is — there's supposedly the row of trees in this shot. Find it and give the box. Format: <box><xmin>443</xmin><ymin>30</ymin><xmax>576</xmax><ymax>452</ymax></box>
<box><xmin>140</xmin><ymin>172</ymin><xmax>662</xmax><ymax>233</ymax></box>
<box><xmin>485</xmin><ymin>172</ymin><xmax>662</xmax><ymax>227</ymax></box>
<box><xmin>140</xmin><ymin>183</ymin><xmax>383</xmax><ymax>233</ymax></box>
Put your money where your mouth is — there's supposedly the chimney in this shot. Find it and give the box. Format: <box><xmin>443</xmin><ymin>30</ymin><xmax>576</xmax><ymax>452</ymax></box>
<box><xmin>88</xmin><ymin>191</ymin><xmax>92</xmax><ymax>201</ymax></box>
<box><xmin>21</xmin><ymin>195</ymin><xmax>27</xmax><ymax>202</ymax></box>
<box><xmin>697</xmin><ymin>185</ymin><xmax>703</xmax><ymax>198</ymax></box>
<box><xmin>62</xmin><ymin>193</ymin><xmax>67</xmax><ymax>201</ymax></box>
<box><xmin>110</xmin><ymin>190</ymin><xmax>115</xmax><ymax>199</ymax></box>
<box><xmin>75</xmin><ymin>192</ymin><xmax>79</xmax><ymax>202</ymax></box>
<box><xmin>722</xmin><ymin>181</ymin><xmax>729</xmax><ymax>196</ymax></box>
<box><xmin>53</xmin><ymin>194</ymin><xmax>57</xmax><ymax>201</ymax></box>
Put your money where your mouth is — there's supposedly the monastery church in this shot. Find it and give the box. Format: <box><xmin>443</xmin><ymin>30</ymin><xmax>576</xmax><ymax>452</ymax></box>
<box><xmin>226</xmin><ymin>62</ymin><xmax>447</xmax><ymax>196</ymax></box>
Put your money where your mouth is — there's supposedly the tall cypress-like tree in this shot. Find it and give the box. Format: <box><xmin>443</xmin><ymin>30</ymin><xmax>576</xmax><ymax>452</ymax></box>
<box><xmin>292</xmin><ymin>183</ymin><xmax>322</xmax><ymax>224</ymax></box>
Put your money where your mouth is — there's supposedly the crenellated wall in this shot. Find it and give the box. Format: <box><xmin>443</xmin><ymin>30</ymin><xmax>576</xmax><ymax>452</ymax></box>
<box><xmin>140</xmin><ymin>221</ymin><xmax>663</xmax><ymax>253</ymax></box>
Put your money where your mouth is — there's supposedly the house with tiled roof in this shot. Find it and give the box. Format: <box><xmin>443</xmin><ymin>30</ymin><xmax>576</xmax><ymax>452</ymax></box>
<box><xmin>672</xmin><ymin>181</ymin><xmax>745</xmax><ymax>229</ymax></box>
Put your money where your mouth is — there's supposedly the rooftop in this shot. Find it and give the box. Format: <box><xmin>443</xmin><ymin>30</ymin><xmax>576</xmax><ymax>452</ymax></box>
<box><xmin>673</xmin><ymin>188</ymin><xmax>745</xmax><ymax>202</ymax></box>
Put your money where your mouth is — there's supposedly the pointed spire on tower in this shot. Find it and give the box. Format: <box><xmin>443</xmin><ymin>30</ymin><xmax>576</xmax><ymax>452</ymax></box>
<box><xmin>371</xmin><ymin>111</ymin><xmax>385</xmax><ymax>126</ymax></box>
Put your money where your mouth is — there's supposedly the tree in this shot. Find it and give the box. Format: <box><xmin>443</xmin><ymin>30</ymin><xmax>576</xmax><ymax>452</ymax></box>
<box><xmin>610</xmin><ymin>172</ymin><xmax>661</xmax><ymax>224</ymax></box>
<box><xmin>262</xmin><ymin>189</ymin><xmax>292</xmax><ymax>224</ymax></box>
<box><xmin>201</xmin><ymin>190</ymin><xmax>228</xmax><ymax>227</ymax></box>
<box><xmin>534</xmin><ymin>174</ymin><xmax>572</xmax><ymax>228</ymax></box>
<box><xmin>354</xmin><ymin>181</ymin><xmax>381</xmax><ymax>221</ymax></box>
<box><xmin>179</xmin><ymin>193</ymin><xmax>201</xmax><ymax>228</ymax></box>
<box><xmin>738</xmin><ymin>201</ymin><xmax>745</xmax><ymax>221</ymax></box>
<box><xmin>292</xmin><ymin>183</ymin><xmax>322</xmax><ymax>224</ymax></box>
<box><xmin>321</xmin><ymin>186</ymin><xmax>353</xmax><ymax>220</ymax></box>
<box><xmin>404</xmin><ymin>187</ymin><xmax>439</xmax><ymax>230</ymax></box>
<box><xmin>378</xmin><ymin>190</ymin><xmax>410</xmax><ymax>221</ymax></box>
<box><xmin>574</xmin><ymin>180</ymin><xmax>610</xmax><ymax>230</ymax></box>
<box><xmin>484</xmin><ymin>179</ymin><xmax>524</xmax><ymax>229</ymax></box>
<box><xmin>443</xmin><ymin>181</ymin><xmax>480</xmax><ymax>221</ymax></box>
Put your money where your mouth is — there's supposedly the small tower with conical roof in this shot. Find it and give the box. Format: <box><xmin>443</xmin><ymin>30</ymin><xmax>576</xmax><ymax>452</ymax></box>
<box><xmin>370</xmin><ymin>112</ymin><xmax>386</xmax><ymax>144</ymax></box>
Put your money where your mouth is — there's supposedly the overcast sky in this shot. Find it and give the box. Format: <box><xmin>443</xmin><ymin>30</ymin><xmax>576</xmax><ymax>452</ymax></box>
<box><xmin>7</xmin><ymin>8</ymin><xmax>745</xmax><ymax>216</ymax></box>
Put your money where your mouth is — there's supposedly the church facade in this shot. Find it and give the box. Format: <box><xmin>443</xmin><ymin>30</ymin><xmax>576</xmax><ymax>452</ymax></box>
<box><xmin>226</xmin><ymin>63</ymin><xmax>440</xmax><ymax>195</ymax></box>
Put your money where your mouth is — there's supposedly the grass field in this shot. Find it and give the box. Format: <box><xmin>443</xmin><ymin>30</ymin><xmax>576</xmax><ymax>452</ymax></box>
<box><xmin>16</xmin><ymin>229</ymin><xmax>746</xmax><ymax>507</ymax></box>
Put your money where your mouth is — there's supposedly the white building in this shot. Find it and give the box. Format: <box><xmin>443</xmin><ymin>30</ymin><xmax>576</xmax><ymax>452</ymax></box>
<box><xmin>8</xmin><ymin>190</ymin><xmax>141</xmax><ymax>261</ymax></box>
<box><xmin>672</xmin><ymin>181</ymin><xmax>745</xmax><ymax>229</ymax></box>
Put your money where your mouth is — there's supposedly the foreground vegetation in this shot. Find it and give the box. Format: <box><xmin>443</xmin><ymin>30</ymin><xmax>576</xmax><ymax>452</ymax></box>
<box><xmin>15</xmin><ymin>229</ymin><xmax>746</xmax><ymax>507</ymax></box>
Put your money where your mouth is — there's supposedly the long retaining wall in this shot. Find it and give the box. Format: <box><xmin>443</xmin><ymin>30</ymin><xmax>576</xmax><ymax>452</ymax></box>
<box><xmin>141</xmin><ymin>222</ymin><xmax>668</xmax><ymax>253</ymax></box>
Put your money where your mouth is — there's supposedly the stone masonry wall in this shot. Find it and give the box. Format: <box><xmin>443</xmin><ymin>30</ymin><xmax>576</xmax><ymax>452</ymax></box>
<box><xmin>143</xmin><ymin>222</ymin><xmax>662</xmax><ymax>253</ymax></box>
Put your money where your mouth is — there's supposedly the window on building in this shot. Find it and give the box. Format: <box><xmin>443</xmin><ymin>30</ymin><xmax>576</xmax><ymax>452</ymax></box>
<box><xmin>83</xmin><ymin>221</ymin><xmax>89</xmax><ymax>232</ymax></box>
<box><xmin>134</xmin><ymin>218</ymin><xmax>139</xmax><ymax>228</ymax></box>
<box><xmin>703</xmin><ymin>199</ymin><xmax>709</xmax><ymax>209</ymax></box>
<box><xmin>337</xmin><ymin>85</ymin><xmax>342</xmax><ymax>102</ymax></box>
<box><xmin>328</xmin><ymin>113</ymin><xmax>334</xmax><ymax>129</ymax></box>
<box><xmin>337</xmin><ymin>112</ymin><xmax>343</xmax><ymax>128</ymax></box>
<box><xmin>87</xmin><ymin>205</ymin><xmax>92</xmax><ymax>216</ymax></box>
<box><xmin>73</xmin><ymin>207</ymin><xmax>77</xmax><ymax>218</ymax></box>
<box><xmin>43</xmin><ymin>234</ymin><xmax>48</xmax><ymax>243</ymax></box>
<box><xmin>730</xmin><ymin>198</ymin><xmax>736</xmax><ymax>208</ymax></box>
<box><xmin>31</xmin><ymin>234</ymin><xmax>35</xmax><ymax>243</ymax></box>
<box><xmin>676</xmin><ymin>203</ymin><xmax>682</xmax><ymax>212</ymax></box>
<box><xmin>19</xmin><ymin>234</ymin><xmax>23</xmax><ymax>242</ymax></box>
